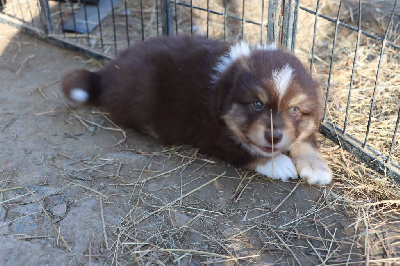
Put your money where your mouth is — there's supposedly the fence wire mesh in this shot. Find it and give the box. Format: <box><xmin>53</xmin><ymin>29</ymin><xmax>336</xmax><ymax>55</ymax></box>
<box><xmin>0</xmin><ymin>0</ymin><xmax>399</xmax><ymax>181</ymax></box>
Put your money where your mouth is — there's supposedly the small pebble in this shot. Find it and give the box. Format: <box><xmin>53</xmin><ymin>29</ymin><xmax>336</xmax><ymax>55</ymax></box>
<box><xmin>88</xmin><ymin>126</ymin><xmax>96</xmax><ymax>133</ymax></box>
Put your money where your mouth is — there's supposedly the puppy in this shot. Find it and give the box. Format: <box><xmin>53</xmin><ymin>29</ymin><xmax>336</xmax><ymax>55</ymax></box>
<box><xmin>62</xmin><ymin>35</ymin><xmax>332</xmax><ymax>185</ymax></box>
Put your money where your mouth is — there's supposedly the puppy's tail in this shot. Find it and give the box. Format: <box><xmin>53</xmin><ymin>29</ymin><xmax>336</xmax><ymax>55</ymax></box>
<box><xmin>61</xmin><ymin>69</ymin><xmax>101</xmax><ymax>105</ymax></box>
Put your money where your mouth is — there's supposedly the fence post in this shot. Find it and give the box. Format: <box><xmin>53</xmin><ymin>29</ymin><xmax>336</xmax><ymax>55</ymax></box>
<box><xmin>281</xmin><ymin>0</ymin><xmax>299</xmax><ymax>50</ymax></box>
<box><xmin>38</xmin><ymin>0</ymin><xmax>53</xmax><ymax>34</ymax></box>
<box><xmin>267</xmin><ymin>0</ymin><xmax>280</xmax><ymax>44</ymax></box>
<box><xmin>267</xmin><ymin>0</ymin><xmax>298</xmax><ymax>50</ymax></box>
<box><xmin>161</xmin><ymin>0</ymin><xmax>173</xmax><ymax>35</ymax></box>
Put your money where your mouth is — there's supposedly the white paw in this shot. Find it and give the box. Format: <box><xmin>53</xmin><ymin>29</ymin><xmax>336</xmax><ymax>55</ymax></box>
<box><xmin>296</xmin><ymin>159</ymin><xmax>332</xmax><ymax>185</ymax></box>
<box><xmin>256</xmin><ymin>154</ymin><xmax>298</xmax><ymax>181</ymax></box>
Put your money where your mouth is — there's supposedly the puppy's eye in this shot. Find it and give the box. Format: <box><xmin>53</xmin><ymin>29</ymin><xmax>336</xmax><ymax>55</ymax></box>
<box><xmin>252</xmin><ymin>101</ymin><xmax>264</xmax><ymax>110</ymax></box>
<box><xmin>290</xmin><ymin>106</ymin><xmax>299</xmax><ymax>115</ymax></box>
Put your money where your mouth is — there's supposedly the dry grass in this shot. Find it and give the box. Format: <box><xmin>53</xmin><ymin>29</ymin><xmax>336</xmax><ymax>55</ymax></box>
<box><xmin>42</xmin><ymin>123</ymin><xmax>400</xmax><ymax>264</ymax></box>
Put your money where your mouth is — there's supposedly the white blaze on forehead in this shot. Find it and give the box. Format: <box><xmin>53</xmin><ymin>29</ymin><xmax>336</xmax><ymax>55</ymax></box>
<box><xmin>272</xmin><ymin>64</ymin><xmax>294</xmax><ymax>98</ymax></box>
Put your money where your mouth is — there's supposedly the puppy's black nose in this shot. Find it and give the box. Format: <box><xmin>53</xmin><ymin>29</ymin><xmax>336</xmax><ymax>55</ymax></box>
<box><xmin>265</xmin><ymin>131</ymin><xmax>282</xmax><ymax>144</ymax></box>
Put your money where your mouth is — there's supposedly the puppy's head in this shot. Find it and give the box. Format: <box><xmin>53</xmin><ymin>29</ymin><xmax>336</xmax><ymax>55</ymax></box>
<box><xmin>212</xmin><ymin>42</ymin><xmax>323</xmax><ymax>157</ymax></box>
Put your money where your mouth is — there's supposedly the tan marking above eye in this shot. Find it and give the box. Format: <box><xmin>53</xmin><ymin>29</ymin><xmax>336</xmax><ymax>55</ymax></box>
<box><xmin>287</xmin><ymin>94</ymin><xmax>307</xmax><ymax>107</ymax></box>
<box><xmin>255</xmin><ymin>86</ymin><xmax>268</xmax><ymax>104</ymax></box>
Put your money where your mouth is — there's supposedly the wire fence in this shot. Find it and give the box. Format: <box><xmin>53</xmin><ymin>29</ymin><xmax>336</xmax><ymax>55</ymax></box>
<box><xmin>0</xmin><ymin>0</ymin><xmax>399</xmax><ymax>181</ymax></box>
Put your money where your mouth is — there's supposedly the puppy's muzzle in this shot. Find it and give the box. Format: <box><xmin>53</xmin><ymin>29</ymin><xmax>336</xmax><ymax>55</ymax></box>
<box><xmin>265</xmin><ymin>130</ymin><xmax>283</xmax><ymax>145</ymax></box>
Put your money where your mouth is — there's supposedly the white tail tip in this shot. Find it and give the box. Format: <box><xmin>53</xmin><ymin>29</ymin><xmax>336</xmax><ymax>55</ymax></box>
<box><xmin>70</xmin><ymin>88</ymin><xmax>89</xmax><ymax>102</ymax></box>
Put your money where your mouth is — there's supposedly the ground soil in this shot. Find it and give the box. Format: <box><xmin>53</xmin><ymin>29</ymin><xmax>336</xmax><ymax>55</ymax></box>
<box><xmin>0</xmin><ymin>23</ymin><xmax>399</xmax><ymax>265</ymax></box>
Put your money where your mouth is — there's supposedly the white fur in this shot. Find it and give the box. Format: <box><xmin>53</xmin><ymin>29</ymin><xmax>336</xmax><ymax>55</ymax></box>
<box><xmin>272</xmin><ymin>64</ymin><xmax>294</xmax><ymax>98</ymax></box>
<box><xmin>256</xmin><ymin>154</ymin><xmax>298</xmax><ymax>181</ymax></box>
<box><xmin>229</xmin><ymin>41</ymin><xmax>251</xmax><ymax>60</ymax></box>
<box><xmin>212</xmin><ymin>42</ymin><xmax>279</xmax><ymax>83</ymax></box>
<box><xmin>70</xmin><ymin>88</ymin><xmax>89</xmax><ymax>102</ymax></box>
<box><xmin>212</xmin><ymin>41</ymin><xmax>251</xmax><ymax>83</ymax></box>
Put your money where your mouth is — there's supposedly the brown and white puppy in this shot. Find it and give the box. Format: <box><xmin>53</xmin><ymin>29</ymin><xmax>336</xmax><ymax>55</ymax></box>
<box><xmin>62</xmin><ymin>35</ymin><xmax>332</xmax><ymax>185</ymax></box>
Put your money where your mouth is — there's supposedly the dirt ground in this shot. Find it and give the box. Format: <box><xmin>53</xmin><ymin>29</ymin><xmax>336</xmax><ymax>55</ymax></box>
<box><xmin>0</xmin><ymin>23</ymin><xmax>399</xmax><ymax>265</ymax></box>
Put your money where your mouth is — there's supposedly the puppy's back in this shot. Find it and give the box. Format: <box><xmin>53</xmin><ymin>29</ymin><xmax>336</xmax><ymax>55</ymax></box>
<box><xmin>62</xmin><ymin>36</ymin><xmax>230</xmax><ymax>141</ymax></box>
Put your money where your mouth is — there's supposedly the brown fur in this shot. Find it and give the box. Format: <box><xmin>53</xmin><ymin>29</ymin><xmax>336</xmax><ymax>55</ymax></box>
<box><xmin>62</xmin><ymin>35</ymin><xmax>332</xmax><ymax>185</ymax></box>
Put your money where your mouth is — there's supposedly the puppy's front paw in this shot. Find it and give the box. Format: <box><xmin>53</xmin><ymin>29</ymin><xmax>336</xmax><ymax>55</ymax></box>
<box><xmin>296</xmin><ymin>158</ymin><xmax>332</xmax><ymax>185</ymax></box>
<box><xmin>255</xmin><ymin>154</ymin><xmax>298</xmax><ymax>181</ymax></box>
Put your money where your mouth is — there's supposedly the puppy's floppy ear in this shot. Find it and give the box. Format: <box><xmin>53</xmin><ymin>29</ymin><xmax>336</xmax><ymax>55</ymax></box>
<box><xmin>213</xmin><ymin>58</ymin><xmax>251</xmax><ymax>116</ymax></box>
<box><xmin>214</xmin><ymin>72</ymin><xmax>234</xmax><ymax>116</ymax></box>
